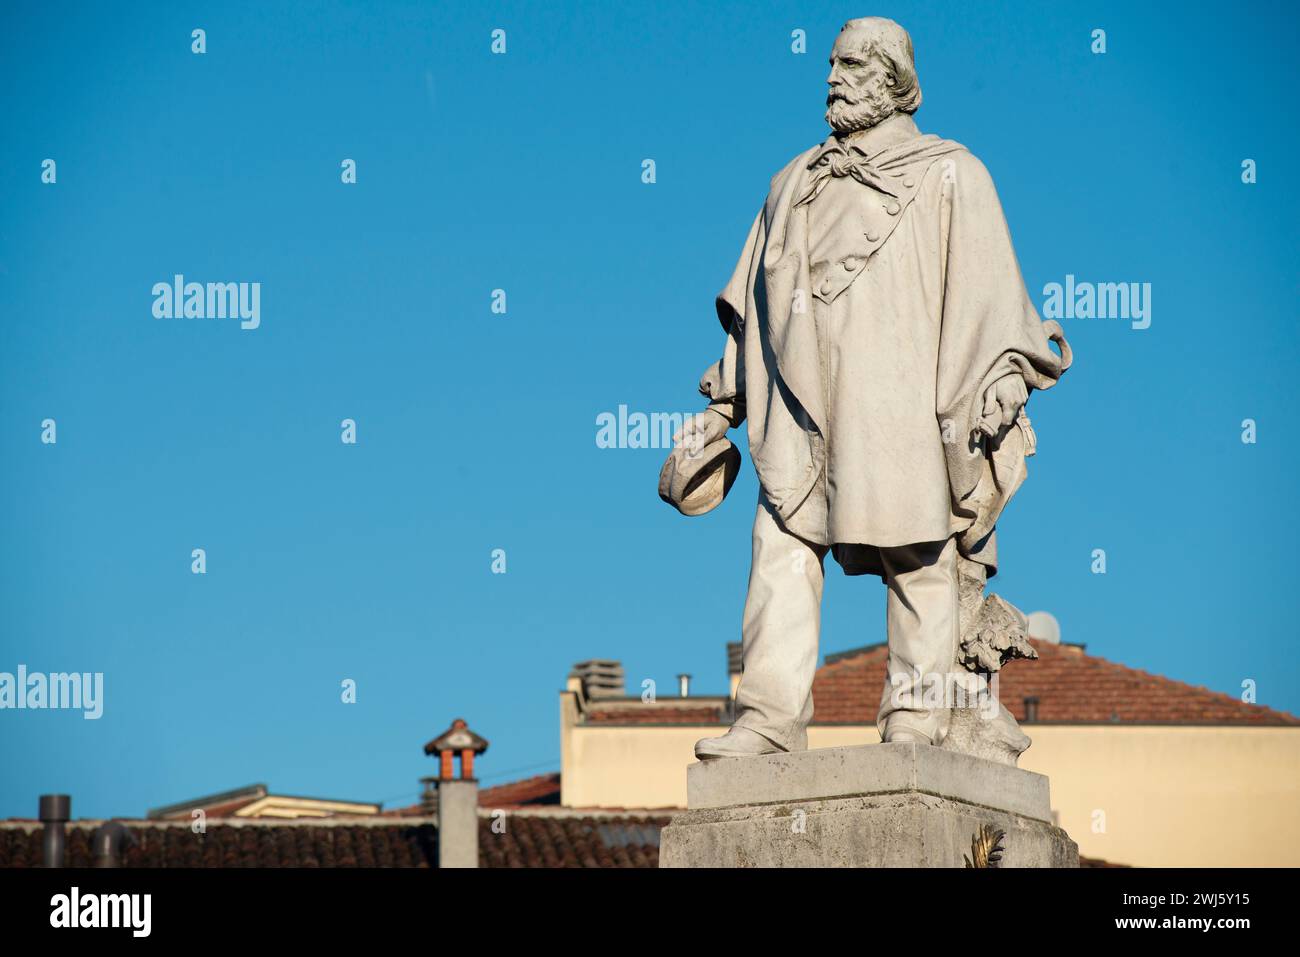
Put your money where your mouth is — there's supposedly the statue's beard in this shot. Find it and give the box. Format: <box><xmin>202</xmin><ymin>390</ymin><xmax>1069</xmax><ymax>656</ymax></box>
<box><xmin>825</xmin><ymin>86</ymin><xmax>897</xmax><ymax>134</ymax></box>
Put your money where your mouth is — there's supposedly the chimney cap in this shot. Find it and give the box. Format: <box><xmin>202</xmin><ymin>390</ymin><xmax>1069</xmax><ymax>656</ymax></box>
<box><xmin>39</xmin><ymin>794</ymin><xmax>71</xmax><ymax>823</ymax></box>
<box><xmin>568</xmin><ymin>659</ymin><xmax>626</xmax><ymax>700</ymax></box>
<box><xmin>424</xmin><ymin>718</ymin><xmax>489</xmax><ymax>756</ymax></box>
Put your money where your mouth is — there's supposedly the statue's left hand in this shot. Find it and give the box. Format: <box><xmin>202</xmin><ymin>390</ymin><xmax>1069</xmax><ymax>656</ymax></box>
<box><xmin>673</xmin><ymin>408</ymin><xmax>730</xmax><ymax>459</ymax></box>
<box><xmin>977</xmin><ymin>374</ymin><xmax>1027</xmax><ymax>438</ymax></box>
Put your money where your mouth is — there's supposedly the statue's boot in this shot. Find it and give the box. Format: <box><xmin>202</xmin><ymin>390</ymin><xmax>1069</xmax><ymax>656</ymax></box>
<box><xmin>883</xmin><ymin>727</ymin><xmax>933</xmax><ymax>746</ymax></box>
<box><xmin>694</xmin><ymin>726</ymin><xmax>785</xmax><ymax>760</ymax></box>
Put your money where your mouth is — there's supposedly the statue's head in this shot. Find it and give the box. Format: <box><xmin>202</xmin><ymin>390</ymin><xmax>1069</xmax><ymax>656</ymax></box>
<box><xmin>825</xmin><ymin>17</ymin><xmax>922</xmax><ymax>135</ymax></box>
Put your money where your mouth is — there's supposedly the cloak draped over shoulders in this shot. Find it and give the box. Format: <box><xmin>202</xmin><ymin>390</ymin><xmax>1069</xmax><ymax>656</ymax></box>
<box><xmin>699</xmin><ymin>118</ymin><xmax>1065</xmax><ymax>577</ymax></box>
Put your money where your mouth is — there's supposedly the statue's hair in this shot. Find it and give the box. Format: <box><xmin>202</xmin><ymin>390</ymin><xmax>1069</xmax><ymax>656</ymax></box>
<box><xmin>839</xmin><ymin>17</ymin><xmax>922</xmax><ymax>114</ymax></box>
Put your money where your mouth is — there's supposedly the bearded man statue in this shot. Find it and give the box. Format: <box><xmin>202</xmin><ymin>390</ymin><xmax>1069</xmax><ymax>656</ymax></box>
<box><xmin>667</xmin><ymin>17</ymin><xmax>1068</xmax><ymax>760</ymax></box>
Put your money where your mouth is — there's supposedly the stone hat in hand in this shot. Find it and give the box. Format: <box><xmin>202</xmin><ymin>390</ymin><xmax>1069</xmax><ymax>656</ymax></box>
<box><xmin>658</xmin><ymin>438</ymin><xmax>742</xmax><ymax>516</ymax></box>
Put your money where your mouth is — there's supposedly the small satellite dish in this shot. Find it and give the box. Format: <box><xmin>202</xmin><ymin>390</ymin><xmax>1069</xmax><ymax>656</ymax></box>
<box><xmin>1026</xmin><ymin>611</ymin><xmax>1060</xmax><ymax>644</ymax></box>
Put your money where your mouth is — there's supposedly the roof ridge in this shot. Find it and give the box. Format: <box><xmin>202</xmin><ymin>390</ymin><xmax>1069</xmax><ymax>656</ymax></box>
<box><xmin>813</xmin><ymin>637</ymin><xmax>1300</xmax><ymax>724</ymax></box>
<box><xmin>1023</xmin><ymin>643</ymin><xmax>1300</xmax><ymax>721</ymax></box>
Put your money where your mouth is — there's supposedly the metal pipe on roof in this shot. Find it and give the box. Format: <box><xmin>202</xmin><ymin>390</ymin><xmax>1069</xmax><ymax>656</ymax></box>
<box><xmin>1023</xmin><ymin>696</ymin><xmax>1040</xmax><ymax>723</ymax></box>
<box><xmin>92</xmin><ymin>820</ymin><xmax>135</xmax><ymax>868</ymax></box>
<box><xmin>39</xmin><ymin>794</ymin><xmax>70</xmax><ymax>868</ymax></box>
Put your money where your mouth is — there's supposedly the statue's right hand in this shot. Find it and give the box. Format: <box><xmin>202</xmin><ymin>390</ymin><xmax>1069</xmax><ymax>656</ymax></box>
<box><xmin>673</xmin><ymin>408</ymin><xmax>730</xmax><ymax>459</ymax></box>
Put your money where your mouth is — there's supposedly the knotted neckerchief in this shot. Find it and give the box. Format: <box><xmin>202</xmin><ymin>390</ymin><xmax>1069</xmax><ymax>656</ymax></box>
<box><xmin>794</xmin><ymin>139</ymin><xmax>900</xmax><ymax>207</ymax></box>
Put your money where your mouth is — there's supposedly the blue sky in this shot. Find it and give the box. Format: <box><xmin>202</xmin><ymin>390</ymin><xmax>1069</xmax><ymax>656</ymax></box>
<box><xmin>1</xmin><ymin>0</ymin><xmax>1297</xmax><ymax>819</ymax></box>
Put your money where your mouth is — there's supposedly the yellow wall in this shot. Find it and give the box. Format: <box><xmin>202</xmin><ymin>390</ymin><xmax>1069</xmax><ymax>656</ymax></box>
<box><xmin>1018</xmin><ymin>725</ymin><xmax>1300</xmax><ymax>868</ymax></box>
<box><xmin>559</xmin><ymin>703</ymin><xmax>1300</xmax><ymax>867</ymax></box>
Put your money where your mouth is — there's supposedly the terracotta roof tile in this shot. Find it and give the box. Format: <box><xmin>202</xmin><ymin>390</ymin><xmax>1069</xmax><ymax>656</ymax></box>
<box><xmin>382</xmin><ymin>771</ymin><xmax>564</xmax><ymax>817</ymax></box>
<box><xmin>478</xmin><ymin>772</ymin><xmax>561</xmax><ymax>808</ymax></box>
<box><xmin>0</xmin><ymin>823</ymin><xmax>434</xmax><ymax>869</ymax></box>
<box><xmin>477</xmin><ymin>815</ymin><xmax>667</xmax><ymax>868</ymax></box>
<box><xmin>584</xmin><ymin>705</ymin><xmax>726</xmax><ymax>725</ymax></box>
<box><xmin>0</xmin><ymin>815</ymin><xmax>665</xmax><ymax>869</ymax></box>
<box><xmin>811</xmin><ymin>640</ymin><xmax>1300</xmax><ymax>726</ymax></box>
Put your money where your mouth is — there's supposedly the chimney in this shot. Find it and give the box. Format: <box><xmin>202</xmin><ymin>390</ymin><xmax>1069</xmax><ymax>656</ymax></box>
<box><xmin>726</xmin><ymin>642</ymin><xmax>743</xmax><ymax>701</ymax></box>
<box><xmin>422</xmin><ymin>718</ymin><xmax>489</xmax><ymax>868</ymax></box>
<box><xmin>677</xmin><ymin>673</ymin><xmax>691</xmax><ymax>697</ymax></box>
<box><xmin>39</xmin><ymin>794</ymin><xmax>71</xmax><ymax>868</ymax></box>
<box><xmin>1023</xmin><ymin>696</ymin><xmax>1040</xmax><ymax>723</ymax></box>
<box><xmin>568</xmin><ymin>659</ymin><xmax>625</xmax><ymax>701</ymax></box>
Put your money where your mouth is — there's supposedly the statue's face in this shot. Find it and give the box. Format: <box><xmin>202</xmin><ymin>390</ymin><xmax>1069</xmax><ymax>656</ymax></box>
<box><xmin>825</xmin><ymin>28</ymin><xmax>897</xmax><ymax>135</ymax></box>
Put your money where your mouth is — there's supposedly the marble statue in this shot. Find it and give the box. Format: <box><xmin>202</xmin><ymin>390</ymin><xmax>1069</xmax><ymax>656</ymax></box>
<box><xmin>660</xmin><ymin>16</ymin><xmax>1070</xmax><ymax>764</ymax></box>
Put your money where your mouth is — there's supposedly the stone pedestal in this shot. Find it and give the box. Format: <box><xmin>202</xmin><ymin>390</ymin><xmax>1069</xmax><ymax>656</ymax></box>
<box><xmin>659</xmin><ymin>743</ymin><xmax>1078</xmax><ymax>868</ymax></box>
